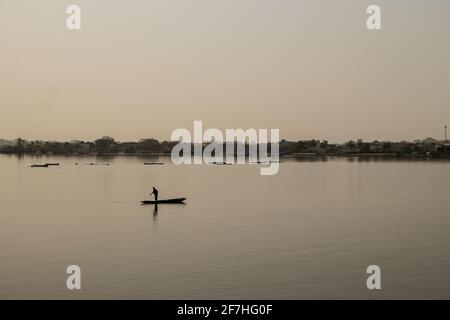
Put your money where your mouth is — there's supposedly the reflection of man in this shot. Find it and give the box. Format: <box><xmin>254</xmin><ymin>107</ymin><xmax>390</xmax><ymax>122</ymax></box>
<box><xmin>149</xmin><ymin>187</ymin><xmax>159</xmax><ymax>202</ymax></box>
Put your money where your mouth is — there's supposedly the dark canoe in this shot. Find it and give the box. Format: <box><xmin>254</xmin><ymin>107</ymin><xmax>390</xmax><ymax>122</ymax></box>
<box><xmin>141</xmin><ymin>198</ymin><xmax>186</xmax><ymax>205</ymax></box>
<box><xmin>144</xmin><ymin>162</ymin><xmax>164</xmax><ymax>165</ymax></box>
<box><xmin>31</xmin><ymin>164</ymin><xmax>49</xmax><ymax>168</ymax></box>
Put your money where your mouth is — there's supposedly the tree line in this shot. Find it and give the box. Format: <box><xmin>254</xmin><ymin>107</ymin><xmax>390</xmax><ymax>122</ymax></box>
<box><xmin>0</xmin><ymin>137</ymin><xmax>449</xmax><ymax>156</ymax></box>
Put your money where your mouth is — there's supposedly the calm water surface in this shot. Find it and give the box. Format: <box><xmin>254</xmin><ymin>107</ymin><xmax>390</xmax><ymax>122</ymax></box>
<box><xmin>0</xmin><ymin>155</ymin><xmax>449</xmax><ymax>299</ymax></box>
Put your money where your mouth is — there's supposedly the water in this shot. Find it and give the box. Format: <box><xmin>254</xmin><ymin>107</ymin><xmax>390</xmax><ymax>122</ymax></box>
<box><xmin>0</xmin><ymin>154</ymin><xmax>449</xmax><ymax>299</ymax></box>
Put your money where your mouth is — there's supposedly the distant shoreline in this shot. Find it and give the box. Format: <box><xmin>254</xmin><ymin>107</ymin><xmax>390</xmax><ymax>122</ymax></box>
<box><xmin>1</xmin><ymin>137</ymin><xmax>450</xmax><ymax>157</ymax></box>
<box><xmin>2</xmin><ymin>152</ymin><xmax>450</xmax><ymax>159</ymax></box>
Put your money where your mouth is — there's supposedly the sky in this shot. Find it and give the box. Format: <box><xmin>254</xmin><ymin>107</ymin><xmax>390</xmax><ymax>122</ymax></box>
<box><xmin>0</xmin><ymin>0</ymin><xmax>449</xmax><ymax>142</ymax></box>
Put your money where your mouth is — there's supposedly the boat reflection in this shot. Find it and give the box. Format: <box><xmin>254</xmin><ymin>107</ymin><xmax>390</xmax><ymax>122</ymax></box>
<box><xmin>153</xmin><ymin>204</ymin><xmax>158</xmax><ymax>221</ymax></box>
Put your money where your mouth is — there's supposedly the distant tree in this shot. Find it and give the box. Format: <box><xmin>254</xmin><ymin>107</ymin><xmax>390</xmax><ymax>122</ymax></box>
<box><xmin>293</xmin><ymin>141</ymin><xmax>305</xmax><ymax>153</ymax></box>
<box><xmin>95</xmin><ymin>136</ymin><xmax>116</xmax><ymax>154</ymax></box>
<box><xmin>123</xmin><ymin>143</ymin><xmax>137</xmax><ymax>154</ymax></box>
<box><xmin>356</xmin><ymin>139</ymin><xmax>364</xmax><ymax>149</ymax></box>
<box><xmin>16</xmin><ymin>138</ymin><xmax>26</xmax><ymax>153</ymax></box>
<box><xmin>346</xmin><ymin>140</ymin><xmax>356</xmax><ymax>148</ymax></box>
<box><xmin>138</xmin><ymin>139</ymin><xmax>162</xmax><ymax>153</ymax></box>
<box><xmin>160</xmin><ymin>141</ymin><xmax>177</xmax><ymax>153</ymax></box>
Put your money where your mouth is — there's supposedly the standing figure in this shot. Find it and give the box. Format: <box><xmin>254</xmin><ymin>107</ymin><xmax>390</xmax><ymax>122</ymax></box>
<box><xmin>149</xmin><ymin>187</ymin><xmax>159</xmax><ymax>202</ymax></box>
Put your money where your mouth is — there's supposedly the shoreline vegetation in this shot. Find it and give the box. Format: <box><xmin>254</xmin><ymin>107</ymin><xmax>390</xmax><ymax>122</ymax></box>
<box><xmin>1</xmin><ymin>136</ymin><xmax>450</xmax><ymax>157</ymax></box>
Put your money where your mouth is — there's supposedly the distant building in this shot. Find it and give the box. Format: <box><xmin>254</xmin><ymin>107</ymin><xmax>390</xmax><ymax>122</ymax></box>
<box><xmin>422</xmin><ymin>137</ymin><xmax>437</xmax><ymax>145</ymax></box>
<box><xmin>436</xmin><ymin>144</ymin><xmax>450</xmax><ymax>156</ymax></box>
<box><xmin>369</xmin><ymin>144</ymin><xmax>384</xmax><ymax>153</ymax></box>
<box><xmin>0</xmin><ymin>139</ymin><xmax>14</xmax><ymax>147</ymax></box>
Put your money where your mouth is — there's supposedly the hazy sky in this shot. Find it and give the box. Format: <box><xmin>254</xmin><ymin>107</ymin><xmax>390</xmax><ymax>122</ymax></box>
<box><xmin>1</xmin><ymin>0</ymin><xmax>449</xmax><ymax>142</ymax></box>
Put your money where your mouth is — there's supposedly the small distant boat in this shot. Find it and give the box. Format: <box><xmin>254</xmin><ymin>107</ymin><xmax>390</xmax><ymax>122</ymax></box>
<box><xmin>141</xmin><ymin>198</ymin><xmax>186</xmax><ymax>205</ymax></box>
<box><xmin>31</xmin><ymin>163</ymin><xmax>61</xmax><ymax>167</ymax></box>
<box><xmin>211</xmin><ymin>162</ymin><xmax>232</xmax><ymax>165</ymax></box>
<box><xmin>144</xmin><ymin>162</ymin><xmax>164</xmax><ymax>165</ymax></box>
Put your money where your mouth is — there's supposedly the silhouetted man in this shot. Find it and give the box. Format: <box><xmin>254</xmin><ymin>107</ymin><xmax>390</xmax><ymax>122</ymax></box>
<box><xmin>150</xmin><ymin>187</ymin><xmax>159</xmax><ymax>202</ymax></box>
